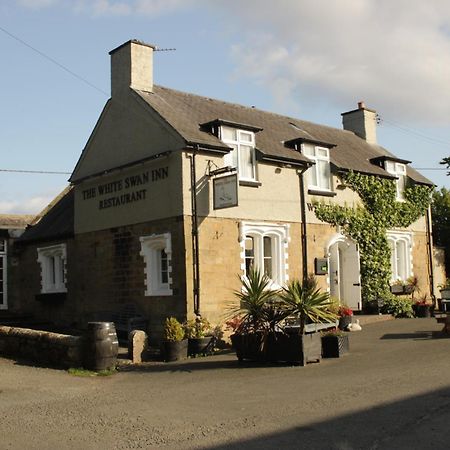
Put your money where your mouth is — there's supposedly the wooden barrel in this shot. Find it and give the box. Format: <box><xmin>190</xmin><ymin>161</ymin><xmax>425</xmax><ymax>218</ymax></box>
<box><xmin>84</xmin><ymin>322</ymin><xmax>119</xmax><ymax>371</ymax></box>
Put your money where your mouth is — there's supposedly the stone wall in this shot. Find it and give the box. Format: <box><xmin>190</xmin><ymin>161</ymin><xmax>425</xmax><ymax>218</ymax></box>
<box><xmin>0</xmin><ymin>326</ymin><xmax>83</xmax><ymax>369</ymax></box>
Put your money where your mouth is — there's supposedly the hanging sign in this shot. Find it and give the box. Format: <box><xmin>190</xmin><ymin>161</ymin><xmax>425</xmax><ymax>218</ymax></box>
<box><xmin>213</xmin><ymin>174</ymin><xmax>238</xmax><ymax>210</ymax></box>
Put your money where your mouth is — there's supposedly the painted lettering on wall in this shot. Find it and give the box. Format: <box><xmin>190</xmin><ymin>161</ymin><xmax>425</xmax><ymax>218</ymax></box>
<box><xmin>81</xmin><ymin>167</ymin><xmax>168</xmax><ymax>210</ymax></box>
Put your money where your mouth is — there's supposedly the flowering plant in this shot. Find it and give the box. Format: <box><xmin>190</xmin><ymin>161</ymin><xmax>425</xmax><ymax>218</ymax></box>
<box><xmin>338</xmin><ymin>306</ymin><xmax>353</xmax><ymax>317</ymax></box>
<box><xmin>321</xmin><ymin>327</ymin><xmax>346</xmax><ymax>337</ymax></box>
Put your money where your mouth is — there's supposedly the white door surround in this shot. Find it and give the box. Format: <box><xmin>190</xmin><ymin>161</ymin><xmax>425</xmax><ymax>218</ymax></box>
<box><xmin>327</xmin><ymin>234</ymin><xmax>362</xmax><ymax>311</ymax></box>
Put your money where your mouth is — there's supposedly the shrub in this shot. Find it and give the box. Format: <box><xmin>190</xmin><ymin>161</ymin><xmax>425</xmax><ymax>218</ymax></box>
<box><xmin>381</xmin><ymin>295</ymin><xmax>414</xmax><ymax>318</ymax></box>
<box><xmin>164</xmin><ymin>317</ymin><xmax>185</xmax><ymax>341</ymax></box>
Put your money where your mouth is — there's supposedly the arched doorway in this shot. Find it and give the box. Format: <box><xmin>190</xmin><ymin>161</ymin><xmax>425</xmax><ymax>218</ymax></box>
<box><xmin>328</xmin><ymin>235</ymin><xmax>362</xmax><ymax>311</ymax></box>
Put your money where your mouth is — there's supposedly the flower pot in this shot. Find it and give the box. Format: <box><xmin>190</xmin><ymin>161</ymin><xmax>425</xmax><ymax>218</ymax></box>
<box><xmin>161</xmin><ymin>339</ymin><xmax>188</xmax><ymax>362</ymax></box>
<box><xmin>440</xmin><ymin>289</ymin><xmax>450</xmax><ymax>300</ymax></box>
<box><xmin>414</xmin><ymin>304</ymin><xmax>432</xmax><ymax>318</ymax></box>
<box><xmin>321</xmin><ymin>334</ymin><xmax>349</xmax><ymax>358</ymax></box>
<box><xmin>338</xmin><ymin>316</ymin><xmax>353</xmax><ymax>330</ymax></box>
<box><xmin>188</xmin><ymin>336</ymin><xmax>214</xmax><ymax>356</ymax></box>
<box><xmin>391</xmin><ymin>284</ymin><xmax>404</xmax><ymax>295</ymax></box>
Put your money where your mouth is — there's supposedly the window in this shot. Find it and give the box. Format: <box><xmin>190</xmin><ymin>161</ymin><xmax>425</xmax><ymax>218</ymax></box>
<box><xmin>140</xmin><ymin>233</ymin><xmax>173</xmax><ymax>296</ymax></box>
<box><xmin>387</xmin><ymin>232</ymin><xmax>412</xmax><ymax>282</ymax></box>
<box><xmin>0</xmin><ymin>239</ymin><xmax>6</xmax><ymax>309</ymax></box>
<box><xmin>239</xmin><ymin>222</ymin><xmax>290</xmax><ymax>287</ymax></box>
<box><xmin>221</xmin><ymin>126</ymin><xmax>256</xmax><ymax>181</ymax></box>
<box><xmin>303</xmin><ymin>144</ymin><xmax>331</xmax><ymax>191</ymax></box>
<box><xmin>385</xmin><ymin>161</ymin><xmax>407</xmax><ymax>200</ymax></box>
<box><xmin>37</xmin><ymin>244</ymin><xmax>67</xmax><ymax>293</ymax></box>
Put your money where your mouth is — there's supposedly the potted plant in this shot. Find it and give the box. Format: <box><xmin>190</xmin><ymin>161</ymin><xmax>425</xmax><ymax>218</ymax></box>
<box><xmin>338</xmin><ymin>305</ymin><xmax>353</xmax><ymax>330</ymax></box>
<box><xmin>439</xmin><ymin>279</ymin><xmax>450</xmax><ymax>300</ymax></box>
<box><xmin>184</xmin><ymin>317</ymin><xmax>215</xmax><ymax>356</ymax></box>
<box><xmin>390</xmin><ymin>279</ymin><xmax>405</xmax><ymax>295</ymax></box>
<box><xmin>228</xmin><ymin>268</ymin><xmax>286</xmax><ymax>363</ymax></box>
<box><xmin>161</xmin><ymin>317</ymin><xmax>187</xmax><ymax>362</ymax></box>
<box><xmin>279</xmin><ymin>279</ymin><xmax>337</xmax><ymax>365</ymax></box>
<box><xmin>405</xmin><ymin>275</ymin><xmax>420</xmax><ymax>298</ymax></box>
<box><xmin>321</xmin><ymin>328</ymin><xmax>350</xmax><ymax>358</ymax></box>
<box><xmin>413</xmin><ymin>296</ymin><xmax>433</xmax><ymax>318</ymax></box>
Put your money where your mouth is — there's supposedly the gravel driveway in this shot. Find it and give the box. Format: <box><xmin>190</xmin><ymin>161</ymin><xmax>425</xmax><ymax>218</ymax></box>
<box><xmin>1</xmin><ymin>318</ymin><xmax>450</xmax><ymax>449</ymax></box>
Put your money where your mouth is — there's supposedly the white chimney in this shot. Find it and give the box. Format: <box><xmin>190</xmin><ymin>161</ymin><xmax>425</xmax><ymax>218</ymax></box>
<box><xmin>341</xmin><ymin>101</ymin><xmax>377</xmax><ymax>144</ymax></box>
<box><xmin>109</xmin><ymin>40</ymin><xmax>155</xmax><ymax>98</ymax></box>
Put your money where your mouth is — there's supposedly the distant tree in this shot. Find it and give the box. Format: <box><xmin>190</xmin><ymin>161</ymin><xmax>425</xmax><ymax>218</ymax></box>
<box><xmin>432</xmin><ymin>187</ymin><xmax>450</xmax><ymax>274</ymax></box>
<box><xmin>441</xmin><ymin>157</ymin><xmax>450</xmax><ymax>175</ymax></box>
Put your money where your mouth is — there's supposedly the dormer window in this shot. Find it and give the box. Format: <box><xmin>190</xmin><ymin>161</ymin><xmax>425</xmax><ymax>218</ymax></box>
<box><xmin>221</xmin><ymin>126</ymin><xmax>256</xmax><ymax>181</ymax></box>
<box><xmin>303</xmin><ymin>144</ymin><xmax>331</xmax><ymax>191</ymax></box>
<box><xmin>385</xmin><ymin>161</ymin><xmax>406</xmax><ymax>200</ymax></box>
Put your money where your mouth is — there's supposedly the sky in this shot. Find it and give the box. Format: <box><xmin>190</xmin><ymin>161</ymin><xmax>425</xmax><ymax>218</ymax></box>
<box><xmin>1</xmin><ymin>0</ymin><xmax>449</xmax><ymax>214</ymax></box>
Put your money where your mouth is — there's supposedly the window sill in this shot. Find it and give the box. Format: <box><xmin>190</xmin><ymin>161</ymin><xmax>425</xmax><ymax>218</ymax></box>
<box><xmin>307</xmin><ymin>189</ymin><xmax>336</xmax><ymax>197</ymax></box>
<box><xmin>35</xmin><ymin>292</ymin><xmax>67</xmax><ymax>303</ymax></box>
<box><xmin>239</xmin><ymin>180</ymin><xmax>262</xmax><ymax>188</ymax></box>
<box><xmin>145</xmin><ymin>289</ymin><xmax>173</xmax><ymax>297</ymax></box>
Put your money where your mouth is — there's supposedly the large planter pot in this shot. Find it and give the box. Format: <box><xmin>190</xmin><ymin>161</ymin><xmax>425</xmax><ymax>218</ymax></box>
<box><xmin>414</xmin><ymin>304</ymin><xmax>432</xmax><ymax>318</ymax></box>
<box><xmin>231</xmin><ymin>331</ymin><xmax>321</xmax><ymax>366</ymax></box>
<box><xmin>338</xmin><ymin>316</ymin><xmax>353</xmax><ymax>330</ymax></box>
<box><xmin>390</xmin><ymin>284</ymin><xmax>405</xmax><ymax>295</ymax></box>
<box><xmin>321</xmin><ymin>334</ymin><xmax>349</xmax><ymax>358</ymax></box>
<box><xmin>161</xmin><ymin>339</ymin><xmax>188</xmax><ymax>362</ymax></box>
<box><xmin>188</xmin><ymin>336</ymin><xmax>214</xmax><ymax>356</ymax></box>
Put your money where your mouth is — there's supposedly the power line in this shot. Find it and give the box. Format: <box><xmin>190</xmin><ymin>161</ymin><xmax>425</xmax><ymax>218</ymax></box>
<box><xmin>0</xmin><ymin>25</ymin><xmax>109</xmax><ymax>97</ymax></box>
<box><xmin>0</xmin><ymin>169</ymin><xmax>71</xmax><ymax>175</ymax></box>
<box><xmin>379</xmin><ymin>116</ymin><xmax>450</xmax><ymax>148</ymax></box>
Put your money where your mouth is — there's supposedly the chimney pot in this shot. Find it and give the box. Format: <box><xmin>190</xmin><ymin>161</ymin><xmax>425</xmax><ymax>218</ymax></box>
<box><xmin>358</xmin><ymin>101</ymin><xmax>365</xmax><ymax>109</ymax></box>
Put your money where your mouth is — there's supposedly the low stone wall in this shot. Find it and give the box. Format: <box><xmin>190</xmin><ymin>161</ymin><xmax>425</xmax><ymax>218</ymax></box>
<box><xmin>0</xmin><ymin>326</ymin><xmax>83</xmax><ymax>369</ymax></box>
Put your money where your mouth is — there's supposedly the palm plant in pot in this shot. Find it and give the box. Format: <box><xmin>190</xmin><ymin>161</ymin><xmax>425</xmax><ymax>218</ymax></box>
<box><xmin>184</xmin><ymin>317</ymin><xmax>215</xmax><ymax>356</ymax></box>
<box><xmin>279</xmin><ymin>279</ymin><xmax>337</xmax><ymax>365</ymax></box>
<box><xmin>228</xmin><ymin>268</ymin><xmax>287</xmax><ymax>362</ymax></box>
<box><xmin>161</xmin><ymin>317</ymin><xmax>187</xmax><ymax>362</ymax></box>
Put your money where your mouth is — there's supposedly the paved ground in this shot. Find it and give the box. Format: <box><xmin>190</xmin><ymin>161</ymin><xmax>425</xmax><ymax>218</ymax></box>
<box><xmin>1</xmin><ymin>318</ymin><xmax>450</xmax><ymax>449</ymax></box>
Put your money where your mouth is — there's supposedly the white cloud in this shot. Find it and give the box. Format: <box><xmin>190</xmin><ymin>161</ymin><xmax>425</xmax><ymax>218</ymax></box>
<box><xmin>0</xmin><ymin>195</ymin><xmax>55</xmax><ymax>215</ymax></box>
<box><xmin>221</xmin><ymin>0</ymin><xmax>450</xmax><ymax>124</ymax></box>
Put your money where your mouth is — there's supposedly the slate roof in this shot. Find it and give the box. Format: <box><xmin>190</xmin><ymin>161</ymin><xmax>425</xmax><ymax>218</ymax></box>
<box><xmin>19</xmin><ymin>187</ymin><xmax>74</xmax><ymax>244</ymax></box>
<box><xmin>136</xmin><ymin>86</ymin><xmax>432</xmax><ymax>185</ymax></box>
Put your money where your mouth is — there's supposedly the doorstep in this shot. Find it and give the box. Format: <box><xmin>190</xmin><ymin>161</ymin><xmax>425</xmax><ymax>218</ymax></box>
<box><xmin>355</xmin><ymin>314</ymin><xmax>395</xmax><ymax>326</ymax></box>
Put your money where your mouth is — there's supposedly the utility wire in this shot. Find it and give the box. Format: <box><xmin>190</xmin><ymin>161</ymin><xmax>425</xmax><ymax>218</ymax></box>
<box><xmin>0</xmin><ymin>169</ymin><xmax>71</xmax><ymax>175</ymax></box>
<box><xmin>0</xmin><ymin>24</ymin><xmax>109</xmax><ymax>97</ymax></box>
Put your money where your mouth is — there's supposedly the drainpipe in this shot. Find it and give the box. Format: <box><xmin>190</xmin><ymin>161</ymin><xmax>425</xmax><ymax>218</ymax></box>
<box><xmin>189</xmin><ymin>145</ymin><xmax>201</xmax><ymax>316</ymax></box>
<box><xmin>298</xmin><ymin>167</ymin><xmax>309</xmax><ymax>284</ymax></box>
<box><xmin>426</xmin><ymin>205</ymin><xmax>435</xmax><ymax>303</ymax></box>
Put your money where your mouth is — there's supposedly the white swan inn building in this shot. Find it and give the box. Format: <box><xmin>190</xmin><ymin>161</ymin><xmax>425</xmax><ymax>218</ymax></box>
<box><xmin>6</xmin><ymin>40</ymin><xmax>445</xmax><ymax>340</ymax></box>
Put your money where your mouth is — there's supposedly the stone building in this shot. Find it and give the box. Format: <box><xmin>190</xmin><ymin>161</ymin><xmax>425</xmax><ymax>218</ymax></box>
<box><xmin>7</xmin><ymin>40</ymin><xmax>442</xmax><ymax>340</ymax></box>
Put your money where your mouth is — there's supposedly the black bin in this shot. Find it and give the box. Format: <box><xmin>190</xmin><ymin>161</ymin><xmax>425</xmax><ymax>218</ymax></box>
<box><xmin>84</xmin><ymin>322</ymin><xmax>119</xmax><ymax>371</ymax></box>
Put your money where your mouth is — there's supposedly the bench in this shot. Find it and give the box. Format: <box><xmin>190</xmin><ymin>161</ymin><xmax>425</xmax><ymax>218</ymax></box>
<box><xmin>94</xmin><ymin>304</ymin><xmax>148</xmax><ymax>340</ymax></box>
<box><xmin>111</xmin><ymin>304</ymin><xmax>148</xmax><ymax>335</ymax></box>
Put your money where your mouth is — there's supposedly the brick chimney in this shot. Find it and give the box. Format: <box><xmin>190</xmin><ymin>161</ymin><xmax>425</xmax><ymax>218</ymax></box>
<box><xmin>341</xmin><ymin>101</ymin><xmax>377</xmax><ymax>144</ymax></box>
<box><xmin>109</xmin><ymin>40</ymin><xmax>155</xmax><ymax>98</ymax></box>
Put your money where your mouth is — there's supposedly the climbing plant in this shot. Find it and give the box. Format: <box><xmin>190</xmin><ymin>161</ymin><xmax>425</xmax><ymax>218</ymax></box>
<box><xmin>314</xmin><ymin>171</ymin><xmax>432</xmax><ymax>306</ymax></box>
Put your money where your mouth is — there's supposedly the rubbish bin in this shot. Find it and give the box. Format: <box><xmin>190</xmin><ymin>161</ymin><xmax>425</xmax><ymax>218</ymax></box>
<box><xmin>84</xmin><ymin>322</ymin><xmax>119</xmax><ymax>371</ymax></box>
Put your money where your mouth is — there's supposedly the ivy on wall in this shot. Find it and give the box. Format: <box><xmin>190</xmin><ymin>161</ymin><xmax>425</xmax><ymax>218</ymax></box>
<box><xmin>314</xmin><ymin>171</ymin><xmax>432</xmax><ymax>305</ymax></box>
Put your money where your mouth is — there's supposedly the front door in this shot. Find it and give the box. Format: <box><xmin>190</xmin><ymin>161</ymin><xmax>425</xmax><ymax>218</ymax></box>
<box><xmin>0</xmin><ymin>239</ymin><xmax>7</xmax><ymax>310</ymax></box>
<box><xmin>328</xmin><ymin>237</ymin><xmax>362</xmax><ymax>310</ymax></box>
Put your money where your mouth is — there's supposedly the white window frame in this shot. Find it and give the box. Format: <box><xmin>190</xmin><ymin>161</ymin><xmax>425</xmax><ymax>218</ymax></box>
<box><xmin>387</xmin><ymin>231</ymin><xmax>413</xmax><ymax>282</ymax></box>
<box><xmin>302</xmin><ymin>144</ymin><xmax>332</xmax><ymax>191</ymax></box>
<box><xmin>0</xmin><ymin>239</ymin><xmax>7</xmax><ymax>310</ymax></box>
<box><xmin>220</xmin><ymin>126</ymin><xmax>257</xmax><ymax>181</ymax></box>
<box><xmin>239</xmin><ymin>222</ymin><xmax>290</xmax><ymax>288</ymax></box>
<box><xmin>385</xmin><ymin>161</ymin><xmax>407</xmax><ymax>200</ymax></box>
<box><xmin>37</xmin><ymin>244</ymin><xmax>67</xmax><ymax>294</ymax></box>
<box><xmin>140</xmin><ymin>233</ymin><xmax>173</xmax><ymax>296</ymax></box>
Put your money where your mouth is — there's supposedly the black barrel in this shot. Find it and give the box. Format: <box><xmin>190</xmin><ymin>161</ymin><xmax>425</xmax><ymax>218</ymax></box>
<box><xmin>84</xmin><ymin>322</ymin><xmax>119</xmax><ymax>371</ymax></box>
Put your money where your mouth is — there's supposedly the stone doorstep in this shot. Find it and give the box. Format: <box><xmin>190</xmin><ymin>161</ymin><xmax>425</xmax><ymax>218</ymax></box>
<box><xmin>354</xmin><ymin>314</ymin><xmax>395</xmax><ymax>326</ymax></box>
